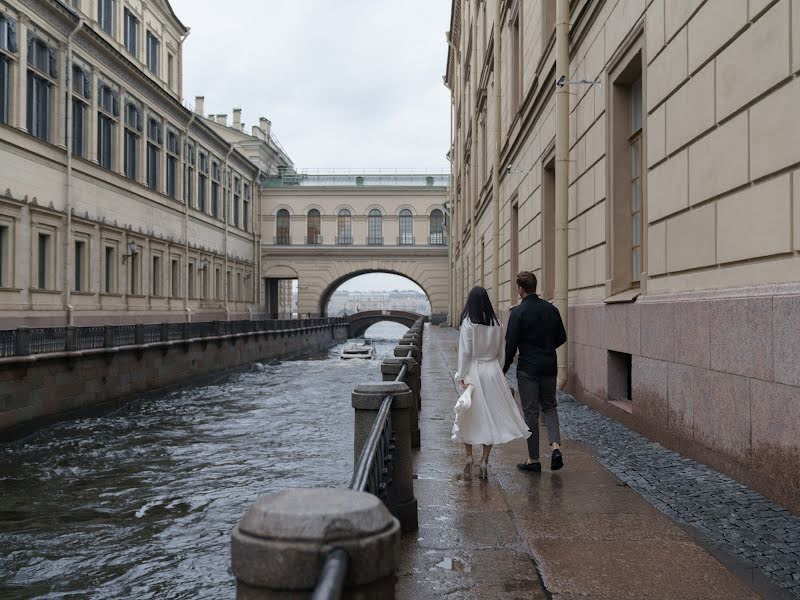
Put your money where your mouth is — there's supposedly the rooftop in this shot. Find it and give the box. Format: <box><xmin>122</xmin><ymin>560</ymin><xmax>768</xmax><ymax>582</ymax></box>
<box><xmin>263</xmin><ymin>169</ymin><xmax>451</xmax><ymax>188</ymax></box>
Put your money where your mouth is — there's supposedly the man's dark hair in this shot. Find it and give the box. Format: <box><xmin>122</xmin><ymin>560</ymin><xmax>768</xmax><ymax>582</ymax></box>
<box><xmin>516</xmin><ymin>271</ymin><xmax>538</xmax><ymax>294</ymax></box>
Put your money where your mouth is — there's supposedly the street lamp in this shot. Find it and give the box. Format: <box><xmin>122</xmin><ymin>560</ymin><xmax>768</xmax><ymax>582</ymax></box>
<box><xmin>121</xmin><ymin>240</ymin><xmax>138</xmax><ymax>264</ymax></box>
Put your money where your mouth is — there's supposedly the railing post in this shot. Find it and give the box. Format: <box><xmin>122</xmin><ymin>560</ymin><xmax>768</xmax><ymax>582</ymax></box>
<box><xmin>14</xmin><ymin>327</ymin><xmax>30</xmax><ymax>356</ymax></box>
<box><xmin>352</xmin><ymin>382</ymin><xmax>417</xmax><ymax>532</ymax></box>
<box><xmin>104</xmin><ymin>325</ymin><xmax>114</xmax><ymax>348</ymax></box>
<box><xmin>231</xmin><ymin>488</ymin><xmax>399</xmax><ymax>599</ymax></box>
<box><xmin>65</xmin><ymin>325</ymin><xmax>77</xmax><ymax>352</ymax></box>
<box><xmin>213</xmin><ymin>320</ymin><xmax>224</xmax><ymax>337</ymax></box>
<box><xmin>134</xmin><ymin>324</ymin><xmax>145</xmax><ymax>345</ymax></box>
<box><xmin>381</xmin><ymin>357</ymin><xmax>420</xmax><ymax>449</ymax></box>
<box><xmin>160</xmin><ymin>322</ymin><xmax>169</xmax><ymax>342</ymax></box>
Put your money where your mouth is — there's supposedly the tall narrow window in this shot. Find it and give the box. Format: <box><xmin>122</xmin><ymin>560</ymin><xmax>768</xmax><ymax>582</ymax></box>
<box><xmin>124</xmin><ymin>102</ymin><xmax>141</xmax><ymax>179</ymax></box>
<box><xmin>214</xmin><ymin>267</ymin><xmax>221</xmax><ymax>300</ymax></box>
<box><xmin>202</xmin><ymin>265</ymin><xmax>208</xmax><ymax>299</ymax></box>
<box><xmin>123</xmin><ymin>9</ymin><xmax>139</xmax><ymax>57</ymax></box>
<box><xmin>630</xmin><ymin>77</ymin><xmax>643</xmax><ymax>283</ymax></box>
<box><xmin>151</xmin><ymin>254</ymin><xmax>161</xmax><ymax>296</ymax></box>
<box><xmin>510</xmin><ymin>6</ymin><xmax>522</xmax><ymax>112</ymax></box>
<box><xmin>542</xmin><ymin>0</ymin><xmax>556</xmax><ymax>50</ymax></box>
<box><xmin>37</xmin><ymin>233</ymin><xmax>50</xmax><ymax>289</ymax></box>
<box><xmin>104</xmin><ymin>246</ymin><xmax>115</xmax><ymax>293</ymax></box>
<box><xmin>542</xmin><ymin>158</ymin><xmax>556</xmax><ymax>300</ymax></box>
<box><xmin>511</xmin><ymin>200</ymin><xmax>519</xmax><ymax>281</ymax></box>
<box><xmin>147</xmin><ymin>117</ymin><xmax>161</xmax><ymax>190</ymax></box>
<box><xmin>368</xmin><ymin>209</ymin><xmax>382</xmax><ymax>245</ymax></box>
<box><xmin>146</xmin><ymin>32</ymin><xmax>159</xmax><ymax>75</ymax></box>
<box><xmin>276</xmin><ymin>209</ymin><xmax>290</xmax><ymax>245</ymax></box>
<box><xmin>71</xmin><ymin>65</ymin><xmax>90</xmax><ymax>157</ymax></box>
<box><xmin>233</xmin><ymin>177</ymin><xmax>241</xmax><ymax>227</ymax></box>
<box><xmin>399</xmin><ymin>209</ymin><xmax>413</xmax><ymax>245</ymax></box>
<box><xmin>98</xmin><ymin>0</ymin><xmax>115</xmax><ymax>35</ymax></box>
<box><xmin>429</xmin><ymin>209</ymin><xmax>445</xmax><ymax>245</ymax></box>
<box><xmin>226</xmin><ymin>270</ymin><xmax>232</xmax><ymax>301</ymax></box>
<box><xmin>27</xmin><ymin>37</ymin><xmax>57</xmax><ymax>142</ymax></box>
<box><xmin>198</xmin><ymin>152</ymin><xmax>208</xmax><ymax>212</ymax></box>
<box><xmin>242</xmin><ymin>183</ymin><xmax>250</xmax><ymax>232</ymax></box>
<box><xmin>166</xmin><ymin>130</ymin><xmax>179</xmax><ymax>199</ymax></box>
<box><xmin>130</xmin><ymin>249</ymin><xmax>139</xmax><ymax>295</ymax></box>
<box><xmin>170</xmin><ymin>258</ymin><xmax>179</xmax><ymax>297</ymax></box>
<box><xmin>480</xmin><ymin>237</ymin><xmax>485</xmax><ymax>286</ymax></box>
<box><xmin>97</xmin><ymin>81</ymin><xmax>118</xmax><ymax>170</ymax></box>
<box><xmin>184</xmin><ymin>142</ymin><xmax>195</xmax><ymax>205</ymax></box>
<box><xmin>74</xmin><ymin>240</ymin><xmax>86</xmax><ymax>291</ymax></box>
<box><xmin>187</xmin><ymin>262</ymin><xmax>195</xmax><ymax>298</ymax></box>
<box><xmin>337</xmin><ymin>209</ymin><xmax>352</xmax><ymax>245</ymax></box>
<box><xmin>0</xmin><ymin>16</ymin><xmax>17</xmax><ymax>125</ymax></box>
<box><xmin>167</xmin><ymin>53</ymin><xmax>174</xmax><ymax>89</ymax></box>
<box><xmin>0</xmin><ymin>224</ymin><xmax>7</xmax><ymax>287</ymax></box>
<box><xmin>210</xmin><ymin>160</ymin><xmax>220</xmax><ymax>218</ymax></box>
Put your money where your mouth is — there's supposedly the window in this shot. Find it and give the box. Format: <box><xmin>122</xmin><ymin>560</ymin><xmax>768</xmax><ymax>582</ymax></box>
<box><xmin>0</xmin><ymin>15</ymin><xmax>17</xmax><ymax>126</ymax></box>
<box><xmin>151</xmin><ymin>254</ymin><xmax>161</xmax><ymax>296</ymax></box>
<box><xmin>609</xmin><ymin>42</ymin><xmax>645</xmax><ymax>294</ymax></box>
<box><xmin>37</xmin><ymin>233</ymin><xmax>51</xmax><ymax>289</ymax></box>
<box><xmin>130</xmin><ymin>248</ymin><xmax>139</xmax><ymax>295</ymax></box>
<box><xmin>170</xmin><ymin>258</ymin><xmax>179</xmax><ymax>297</ymax></box>
<box><xmin>337</xmin><ymin>209</ymin><xmax>352</xmax><ymax>245</ymax></box>
<box><xmin>184</xmin><ymin>142</ymin><xmax>195</xmax><ymax>205</ymax></box>
<box><xmin>0</xmin><ymin>224</ymin><xmax>8</xmax><ymax>287</ymax></box>
<box><xmin>71</xmin><ymin>65</ymin><xmax>90</xmax><ymax>157</ymax></box>
<box><xmin>97</xmin><ymin>81</ymin><xmax>119</xmax><ymax>169</ymax></box>
<box><xmin>480</xmin><ymin>237</ymin><xmax>485</xmax><ymax>286</ymax></box>
<box><xmin>146</xmin><ymin>32</ymin><xmax>159</xmax><ymax>75</ymax></box>
<box><xmin>542</xmin><ymin>0</ymin><xmax>556</xmax><ymax>50</ymax></box>
<box><xmin>510</xmin><ymin>5</ymin><xmax>522</xmax><ymax>112</ymax></box>
<box><xmin>74</xmin><ymin>240</ymin><xmax>87</xmax><ymax>291</ymax></box>
<box><xmin>242</xmin><ymin>183</ymin><xmax>250</xmax><ymax>232</ymax></box>
<box><xmin>187</xmin><ymin>262</ymin><xmax>195</xmax><ymax>298</ymax></box>
<box><xmin>367</xmin><ymin>209</ymin><xmax>383</xmax><ymax>245</ymax></box>
<box><xmin>201</xmin><ymin>264</ymin><xmax>208</xmax><ymax>299</ymax></box>
<box><xmin>124</xmin><ymin>9</ymin><xmax>138</xmax><ymax>57</ymax></box>
<box><xmin>124</xmin><ymin>102</ymin><xmax>141</xmax><ymax>179</ymax></box>
<box><xmin>198</xmin><ymin>151</ymin><xmax>208</xmax><ymax>212</ymax></box>
<box><xmin>104</xmin><ymin>246</ymin><xmax>116</xmax><ymax>293</ymax></box>
<box><xmin>214</xmin><ymin>267</ymin><xmax>221</xmax><ymax>300</ymax></box>
<box><xmin>399</xmin><ymin>209</ymin><xmax>413</xmax><ymax>245</ymax></box>
<box><xmin>27</xmin><ymin>37</ymin><xmax>57</xmax><ymax>142</ymax></box>
<box><xmin>429</xmin><ymin>209</ymin><xmax>445</xmax><ymax>245</ymax></box>
<box><xmin>167</xmin><ymin>53</ymin><xmax>174</xmax><ymax>88</ymax></box>
<box><xmin>511</xmin><ymin>199</ymin><xmax>519</xmax><ymax>281</ymax></box>
<box><xmin>166</xmin><ymin>130</ymin><xmax>179</xmax><ymax>199</ymax></box>
<box><xmin>226</xmin><ymin>270</ymin><xmax>232</xmax><ymax>301</ymax></box>
<box><xmin>98</xmin><ymin>0</ymin><xmax>115</xmax><ymax>34</ymax></box>
<box><xmin>276</xmin><ymin>209</ymin><xmax>290</xmax><ymax>245</ymax></box>
<box><xmin>236</xmin><ymin>272</ymin><xmax>242</xmax><ymax>301</ymax></box>
<box><xmin>210</xmin><ymin>160</ymin><xmax>220</xmax><ymax>217</ymax></box>
<box><xmin>147</xmin><ymin>117</ymin><xmax>161</xmax><ymax>190</ymax></box>
<box><xmin>306</xmin><ymin>209</ymin><xmax>321</xmax><ymax>244</ymax></box>
<box><xmin>542</xmin><ymin>157</ymin><xmax>555</xmax><ymax>300</ymax></box>
<box><xmin>233</xmin><ymin>177</ymin><xmax>241</xmax><ymax>227</ymax></box>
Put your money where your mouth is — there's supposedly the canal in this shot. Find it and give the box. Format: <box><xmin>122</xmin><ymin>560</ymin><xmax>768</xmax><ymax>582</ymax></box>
<box><xmin>0</xmin><ymin>322</ymin><xmax>409</xmax><ymax>599</ymax></box>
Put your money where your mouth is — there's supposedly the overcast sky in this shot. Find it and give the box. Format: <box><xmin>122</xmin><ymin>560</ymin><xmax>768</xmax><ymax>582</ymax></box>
<box><xmin>171</xmin><ymin>0</ymin><xmax>452</xmax><ymax>172</ymax></box>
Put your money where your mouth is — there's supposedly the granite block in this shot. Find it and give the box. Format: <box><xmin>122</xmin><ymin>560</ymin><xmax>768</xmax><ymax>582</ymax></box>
<box><xmin>710</xmin><ymin>297</ymin><xmax>773</xmax><ymax>381</ymax></box>
<box><xmin>640</xmin><ymin>302</ymin><xmax>675</xmax><ymax>361</ymax></box>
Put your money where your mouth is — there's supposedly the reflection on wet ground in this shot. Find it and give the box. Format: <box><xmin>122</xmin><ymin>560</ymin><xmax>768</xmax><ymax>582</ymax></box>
<box><xmin>0</xmin><ymin>324</ymin><xmax>405</xmax><ymax>599</ymax></box>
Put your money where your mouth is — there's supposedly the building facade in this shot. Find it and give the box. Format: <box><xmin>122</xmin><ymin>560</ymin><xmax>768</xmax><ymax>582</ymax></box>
<box><xmin>327</xmin><ymin>289</ymin><xmax>431</xmax><ymax>316</ymax></box>
<box><xmin>0</xmin><ymin>0</ymin><xmax>276</xmax><ymax>326</ymax></box>
<box><xmin>446</xmin><ymin>0</ymin><xmax>800</xmax><ymax>511</ymax></box>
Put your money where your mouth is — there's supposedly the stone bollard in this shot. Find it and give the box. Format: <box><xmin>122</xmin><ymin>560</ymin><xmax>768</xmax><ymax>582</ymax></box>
<box><xmin>352</xmin><ymin>382</ymin><xmax>418</xmax><ymax>533</ymax></box>
<box><xmin>381</xmin><ymin>358</ymin><xmax>420</xmax><ymax>449</ymax></box>
<box><xmin>231</xmin><ymin>488</ymin><xmax>399</xmax><ymax>599</ymax></box>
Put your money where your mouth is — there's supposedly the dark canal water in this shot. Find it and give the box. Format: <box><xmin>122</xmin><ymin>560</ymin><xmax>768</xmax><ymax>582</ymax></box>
<box><xmin>0</xmin><ymin>322</ymin><xmax>408</xmax><ymax>599</ymax></box>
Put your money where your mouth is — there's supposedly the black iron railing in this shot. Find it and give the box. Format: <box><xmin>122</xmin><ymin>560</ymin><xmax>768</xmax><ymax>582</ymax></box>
<box><xmin>0</xmin><ymin>329</ymin><xmax>16</xmax><ymax>357</ymax></box>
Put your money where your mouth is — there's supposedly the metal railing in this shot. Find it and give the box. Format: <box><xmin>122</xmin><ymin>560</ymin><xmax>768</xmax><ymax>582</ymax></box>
<box><xmin>0</xmin><ymin>317</ymin><xmax>347</xmax><ymax>358</ymax></box>
<box><xmin>312</xmin><ymin>320</ymin><xmax>423</xmax><ymax>599</ymax></box>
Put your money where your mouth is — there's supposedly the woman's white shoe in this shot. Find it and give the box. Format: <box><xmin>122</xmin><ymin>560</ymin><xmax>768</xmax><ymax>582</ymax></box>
<box><xmin>479</xmin><ymin>462</ymin><xmax>488</xmax><ymax>480</ymax></box>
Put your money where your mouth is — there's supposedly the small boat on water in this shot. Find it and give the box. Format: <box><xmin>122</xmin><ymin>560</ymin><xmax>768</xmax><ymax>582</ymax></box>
<box><xmin>340</xmin><ymin>338</ymin><xmax>375</xmax><ymax>360</ymax></box>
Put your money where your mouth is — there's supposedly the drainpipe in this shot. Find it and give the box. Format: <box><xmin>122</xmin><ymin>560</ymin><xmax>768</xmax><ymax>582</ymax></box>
<box><xmin>63</xmin><ymin>18</ymin><xmax>84</xmax><ymax>326</ymax></box>
<box><xmin>223</xmin><ymin>146</ymin><xmax>234</xmax><ymax>320</ymax></box>
<box><xmin>555</xmin><ymin>0</ymin><xmax>570</xmax><ymax>390</ymax></box>
<box><xmin>253</xmin><ymin>167</ymin><xmax>262</xmax><ymax>315</ymax></box>
<box><xmin>491</xmin><ymin>0</ymin><xmax>501</xmax><ymax>309</ymax></box>
<box><xmin>183</xmin><ymin>112</ymin><xmax>196</xmax><ymax>322</ymax></box>
<box><xmin>470</xmin><ymin>12</ymin><xmax>478</xmax><ymax>284</ymax></box>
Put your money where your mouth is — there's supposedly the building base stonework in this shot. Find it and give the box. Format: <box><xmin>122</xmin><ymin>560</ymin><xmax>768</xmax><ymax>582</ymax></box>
<box><xmin>566</xmin><ymin>285</ymin><xmax>800</xmax><ymax>515</ymax></box>
<box><xmin>0</xmin><ymin>322</ymin><xmax>347</xmax><ymax>440</ymax></box>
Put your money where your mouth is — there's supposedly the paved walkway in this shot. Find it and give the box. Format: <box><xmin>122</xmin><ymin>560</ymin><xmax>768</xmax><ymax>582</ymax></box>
<box><xmin>396</xmin><ymin>325</ymin><xmax>792</xmax><ymax>600</ymax></box>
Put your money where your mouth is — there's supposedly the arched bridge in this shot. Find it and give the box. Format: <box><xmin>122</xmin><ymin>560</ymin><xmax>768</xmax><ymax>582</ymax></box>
<box><xmin>347</xmin><ymin>310</ymin><xmax>425</xmax><ymax>338</ymax></box>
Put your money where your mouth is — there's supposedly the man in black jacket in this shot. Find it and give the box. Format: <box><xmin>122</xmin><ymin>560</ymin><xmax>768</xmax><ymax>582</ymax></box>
<box><xmin>503</xmin><ymin>271</ymin><xmax>567</xmax><ymax>472</ymax></box>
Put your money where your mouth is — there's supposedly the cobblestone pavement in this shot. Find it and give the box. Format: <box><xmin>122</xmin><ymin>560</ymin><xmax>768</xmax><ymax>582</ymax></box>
<box><xmin>548</xmin><ymin>387</ymin><xmax>800</xmax><ymax>598</ymax></box>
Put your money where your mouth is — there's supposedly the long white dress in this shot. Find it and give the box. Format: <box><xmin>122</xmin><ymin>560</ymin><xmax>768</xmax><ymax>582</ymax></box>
<box><xmin>452</xmin><ymin>319</ymin><xmax>531</xmax><ymax>445</ymax></box>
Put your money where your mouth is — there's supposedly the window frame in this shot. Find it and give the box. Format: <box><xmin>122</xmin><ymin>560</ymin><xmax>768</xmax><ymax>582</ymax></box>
<box><xmin>97</xmin><ymin>80</ymin><xmax>119</xmax><ymax>170</ymax></box>
<box><xmin>367</xmin><ymin>209</ymin><xmax>383</xmax><ymax>245</ymax></box>
<box><xmin>98</xmin><ymin>0</ymin><xmax>115</xmax><ymax>35</ymax></box>
<box><xmin>399</xmin><ymin>209</ymin><xmax>413</xmax><ymax>245</ymax></box>
<box><xmin>27</xmin><ymin>36</ymin><xmax>58</xmax><ymax>142</ymax></box>
<box><xmin>276</xmin><ymin>209</ymin><xmax>291</xmax><ymax>245</ymax></box>
<box><xmin>429</xmin><ymin>209</ymin><xmax>445</xmax><ymax>245</ymax></box>
<box><xmin>146</xmin><ymin>31</ymin><xmax>159</xmax><ymax>76</ymax></box>
<box><xmin>337</xmin><ymin>209</ymin><xmax>352</xmax><ymax>245</ymax></box>
<box><xmin>166</xmin><ymin>129</ymin><xmax>179</xmax><ymax>199</ymax></box>
<box><xmin>146</xmin><ymin>116</ymin><xmax>162</xmax><ymax>190</ymax></box>
<box><xmin>123</xmin><ymin>100</ymin><xmax>141</xmax><ymax>180</ymax></box>
<box><xmin>123</xmin><ymin>8</ymin><xmax>139</xmax><ymax>57</ymax></box>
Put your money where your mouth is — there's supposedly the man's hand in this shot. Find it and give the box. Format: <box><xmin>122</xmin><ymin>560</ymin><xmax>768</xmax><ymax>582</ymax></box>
<box><xmin>459</xmin><ymin>380</ymin><xmax>468</xmax><ymax>390</ymax></box>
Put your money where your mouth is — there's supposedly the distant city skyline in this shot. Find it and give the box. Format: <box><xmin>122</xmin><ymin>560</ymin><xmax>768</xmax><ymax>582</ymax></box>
<box><xmin>337</xmin><ymin>273</ymin><xmax>427</xmax><ymax>295</ymax></box>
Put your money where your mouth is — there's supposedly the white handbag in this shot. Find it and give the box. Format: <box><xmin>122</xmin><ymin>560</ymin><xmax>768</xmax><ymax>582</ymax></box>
<box><xmin>451</xmin><ymin>384</ymin><xmax>473</xmax><ymax>441</ymax></box>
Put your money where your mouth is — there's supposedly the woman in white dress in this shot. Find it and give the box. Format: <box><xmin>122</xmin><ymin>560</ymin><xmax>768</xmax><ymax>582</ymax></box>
<box><xmin>453</xmin><ymin>286</ymin><xmax>531</xmax><ymax>479</ymax></box>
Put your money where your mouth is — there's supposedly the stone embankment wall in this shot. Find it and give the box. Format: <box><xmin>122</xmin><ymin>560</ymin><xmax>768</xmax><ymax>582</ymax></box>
<box><xmin>0</xmin><ymin>321</ymin><xmax>348</xmax><ymax>440</ymax></box>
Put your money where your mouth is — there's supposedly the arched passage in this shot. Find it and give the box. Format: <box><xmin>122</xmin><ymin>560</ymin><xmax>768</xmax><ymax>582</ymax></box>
<box><xmin>319</xmin><ymin>270</ymin><xmax>432</xmax><ymax>318</ymax></box>
<box><xmin>347</xmin><ymin>310</ymin><xmax>423</xmax><ymax>338</ymax></box>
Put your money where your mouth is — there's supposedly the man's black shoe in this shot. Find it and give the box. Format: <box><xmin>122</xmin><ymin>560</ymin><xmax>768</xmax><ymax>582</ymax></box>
<box><xmin>551</xmin><ymin>449</ymin><xmax>564</xmax><ymax>471</ymax></box>
<box><xmin>517</xmin><ymin>461</ymin><xmax>542</xmax><ymax>472</ymax></box>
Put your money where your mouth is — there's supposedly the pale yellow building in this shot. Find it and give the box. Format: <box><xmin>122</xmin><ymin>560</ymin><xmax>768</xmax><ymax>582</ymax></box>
<box><xmin>446</xmin><ymin>0</ymin><xmax>800</xmax><ymax>511</ymax></box>
<box><xmin>0</xmin><ymin>0</ymin><xmax>272</xmax><ymax>326</ymax></box>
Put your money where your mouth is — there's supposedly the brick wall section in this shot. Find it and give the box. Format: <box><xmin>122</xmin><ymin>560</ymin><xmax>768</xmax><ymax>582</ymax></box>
<box><xmin>568</xmin><ymin>287</ymin><xmax>800</xmax><ymax>514</ymax></box>
<box><xmin>0</xmin><ymin>323</ymin><xmax>348</xmax><ymax>440</ymax></box>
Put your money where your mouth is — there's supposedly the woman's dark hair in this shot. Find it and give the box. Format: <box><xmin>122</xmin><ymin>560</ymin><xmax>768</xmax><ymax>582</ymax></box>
<box><xmin>459</xmin><ymin>286</ymin><xmax>500</xmax><ymax>326</ymax></box>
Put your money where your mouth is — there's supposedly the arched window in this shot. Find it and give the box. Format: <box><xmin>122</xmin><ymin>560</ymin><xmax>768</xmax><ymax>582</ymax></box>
<box><xmin>337</xmin><ymin>209</ymin><xmax>352</xmax><ymax>245</ymax></box>
<box><xmin>429</xmin><ymin>209</ymin><xmax>445</xmax><ymax>245</ymax></box>
<box><xmin>399</xmin><ymin>209</ymin><xmax>414</xmax><ymax>245</ymax></box>
<box><xmin>307</xmin><ymin>209</ymin><xmax>321</xmax><ymax>244</ymax></box>
<box><xmin>368</xmin><ymin>209</ymin><xmax>383</xmax><ymax>245</ymax></box>
<box><xmin>276</xmin><ymin>209</ymin><xmax>290</xmax><ymax>245</ymax></box>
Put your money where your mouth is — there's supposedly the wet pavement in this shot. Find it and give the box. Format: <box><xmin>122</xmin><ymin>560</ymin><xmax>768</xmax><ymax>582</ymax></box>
<box><xmin>398</xmin><ymin>325</ymin><xmax>778</xmax><ymax>600</ymax></box>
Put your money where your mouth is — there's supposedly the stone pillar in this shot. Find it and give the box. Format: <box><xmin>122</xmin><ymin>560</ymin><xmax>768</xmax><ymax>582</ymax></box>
<box><xmin>381</xmin><ymin>357</ymin><xmax>420</xmax><ymax>449</ymax></box>
<box><xmin>231</xmin><ymin>488</ymin><xmax>399</xmax><ymax>599</ymax></box>
<box><xmin>65</xmin><ymin>325</ymin><xmax>76</xmax><ymax>351</ymax></box>
<box><xmin>14</xmin><ymin>327</ymin><xmax>31</xmax><ymax>356</ymax></box>
<box><xmin>352</xmin><ymin>382</ymin><xmax>417</xmax><ymax>532</ymax></box>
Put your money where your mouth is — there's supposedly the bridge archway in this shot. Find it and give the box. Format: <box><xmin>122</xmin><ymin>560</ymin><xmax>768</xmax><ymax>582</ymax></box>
<box><xmin>347</xmin><ymin>310</ymin><xmax>423</xmax><ymax>338</ymax></box>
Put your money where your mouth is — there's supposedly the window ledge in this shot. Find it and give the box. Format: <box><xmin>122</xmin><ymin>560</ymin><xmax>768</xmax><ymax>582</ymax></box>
<box><xmin>71</xmin><ymin>291</ymin><xmax>95</xmax><ymax>296</ymax></box>
<box><xmin>100</xmin><ymin>293</ymin><xmax>123</xmax><ymax>298</ymax></box>
<box><xmin>604</xmin><ymin>288</ymin><xmax>640</xmax><ymax>304</ymax></box>
<box><xmin>31</xmin><ymin>288</ymin><xmax>62</xmax><ymax>295</ymax></box>
<box><xmin>0</xmin><ymin>287</ymin><xmax>22</xmax><ymax>293</ymax></box>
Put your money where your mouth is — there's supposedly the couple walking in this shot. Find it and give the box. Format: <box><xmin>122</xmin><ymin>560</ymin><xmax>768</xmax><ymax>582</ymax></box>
<box><xmin>452</xmin><ymin>271</ymin><xmax>567</xmax><ymax>479</ymax></box>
